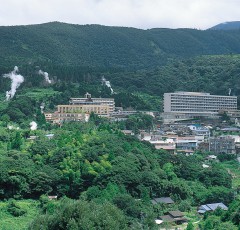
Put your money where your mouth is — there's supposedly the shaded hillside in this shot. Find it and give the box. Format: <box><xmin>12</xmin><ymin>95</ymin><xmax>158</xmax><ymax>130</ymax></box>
<box><xmin>103</xmin><ymin>54</ymin><xmax>240</xmax><ymax>108</ymax></box>
<box><xmin>1</xmin><ymin>54</ymin><xmax>240</xmax><ymax>112</ymax></box>
<box><xmin>210</xmin><ymin>21</ymin><xmax>240</xmax><ymax>30</ymax></box>
<box><xmin>1</xmin><ymin>22</ymin><xmax>240</xmax><ymax>69</ymax></box>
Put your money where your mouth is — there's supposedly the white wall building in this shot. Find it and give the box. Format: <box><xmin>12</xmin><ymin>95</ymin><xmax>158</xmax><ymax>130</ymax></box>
<box><xmin>164</xmin><ymin>91</ymin><xmax>237</xmax><ymax>114</ymax></box>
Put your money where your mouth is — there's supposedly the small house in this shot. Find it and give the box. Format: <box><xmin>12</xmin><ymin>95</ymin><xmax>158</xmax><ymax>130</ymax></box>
<box><xmin>198</xmin><ymin>202</ymin><xmax>228</xmax><ymax>214</ymax></box>
<box><xmin>151</xmin><ymin>197</ymin><xmax>174</xmax><ymax>205</ymax></box>
<box><xmin>160</xmin><ymin>210</ymin><xmax>187</xmax><ymax>224</ymax></box>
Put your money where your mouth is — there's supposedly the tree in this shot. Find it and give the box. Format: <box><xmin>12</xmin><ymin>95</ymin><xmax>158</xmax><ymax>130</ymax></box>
<box><xmin>162</xmin><ymin>163</ymin><xmax>177</xmax><ymax>180</ymax></box>
<box><xmin>7</xmin><ymin>199</ymin><xmax>27</xmax><ymax>217</ymax></box>
<box><xmin>36</xmin><ymin>109</ymin><xmax>46</xmax><ymax>126</ymax></box>
<box><xmin>1</xmin><ymin>114</ymin><xmax>10</xmax><ymax>126</ymax></box>
<box><xmin>29</xmin><ymin>198</ymin><xmax>129</xmax><ymax>230</ymax></box>
<box><xmin>11</xmin><ymin>132</ymin><xmax>22</xmax><ymax>150</ymax></box>
<box><xmin>186</xmin><ymin>222</ymin><xmax>194</xmax><ymax>230</ymax></box>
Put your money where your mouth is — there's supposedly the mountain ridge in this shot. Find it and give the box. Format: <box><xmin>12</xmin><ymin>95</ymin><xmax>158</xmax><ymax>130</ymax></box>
<box><xmin>210</xmin><ymin>21</ymin><xmax>240</xmax><ymax>30</ymax></box>
<box><xmin>1</xmin><ymin>22</ymin><xmax>240</xmax><ymax>69</ymax></box>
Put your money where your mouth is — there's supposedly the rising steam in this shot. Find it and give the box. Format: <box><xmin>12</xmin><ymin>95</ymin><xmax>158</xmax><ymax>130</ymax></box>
<box><xmin>38</xmin><ymin>70</ymin><xmax>51</xmax><ymax>84</ymax></box>
<box><xmin>102</xmin><ymin>76</ymin><xmax>113</xmax><ymax>94</ymax></box>
<box><xmin>228</xmin><ymin>88</ymin><xmax>232</xmax><ymax>96</ymax></box>
<box><xmin>40</xmin><ymin>103</ymin><xmax>45</xmax><ymax>114</ymax></box>
<box><xmin>3</xmin><ymin>66</ymin><xmax>24</xmax><ymax>100</ymax></box>
<box><xmin>30</xmin><ymin>121</ymin><xmax>37</xmax><ymax>131</ymax></box>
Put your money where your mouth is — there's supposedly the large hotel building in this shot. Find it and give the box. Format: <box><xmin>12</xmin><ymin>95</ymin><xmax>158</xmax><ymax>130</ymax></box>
<box><xmin>162</xmin><ymin>92</ymin><xmax>237</xmax><ymax>122</ymax></box>
<box><xmin>45</xmin><ymin>93</ymin><xmax>115</xmax><ymax>123</ymax></box>
<box><xmin>68</xmin><ymin>92</ymin><xmax>115</xmax><ymax>115</ymax></box>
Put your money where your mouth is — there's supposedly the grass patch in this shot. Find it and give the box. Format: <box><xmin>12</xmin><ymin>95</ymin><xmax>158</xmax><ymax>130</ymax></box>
<box><xmin>20</xmin><ymin>88</ymin><xmax>61</xmax><ymax>100</ymax></box>
<box><xmin>184</xmin><ymin>209</ymin><xmax>202</xmax><ymax>223</ymax></box>
<box><xmin>0</xmin><ymin>200</ymin><xmax>39</xmax><ymax>230</ymax></box>
<box><xmin>220</xmin><ymin>160</ymin><xmax>240</xmax><ymax>190</ymax></box>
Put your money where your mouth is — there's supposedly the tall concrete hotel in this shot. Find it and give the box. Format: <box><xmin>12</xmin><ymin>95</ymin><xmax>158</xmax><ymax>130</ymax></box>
<box><xmin>162</xmin><ymin>92</ymin><xmax>237</xmax><ymax>122</ymax></box>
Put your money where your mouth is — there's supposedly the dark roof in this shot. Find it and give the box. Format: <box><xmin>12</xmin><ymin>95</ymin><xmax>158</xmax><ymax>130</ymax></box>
<box><xmin>174</xmin><ymin>217</ymin><xmax>188</xmax><ymax>222</ymax></box>
<box><xmin>160</xmin><ymin>214</ymin><xmax>187</xmax><ymax>223</ymax></box>
<box><xmin>151</xmin><ymin>197</ymin><xmax>174</xmax><ymax>205</ymax></box>
<box><xmin>198</xmin><ymin>203</ymin><xmax>228</xmax><ymax>213</ymax></box>
<box><xmin>151</xmin><ymin>199</ymin><xmax>158</xmax><ymax>205</ymax></box>
<box><xmin>159</xmin><ymin>215</ymin><xmax>175</xmax><ymax>222</ymax></box>
<box><xmin>168</xmin><ymin>210</ymin><xmax>184</xmax><ymax>218</ymax></box>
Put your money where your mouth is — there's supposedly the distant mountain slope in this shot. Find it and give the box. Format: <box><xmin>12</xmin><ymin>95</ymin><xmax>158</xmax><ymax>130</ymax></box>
<box><xmin>210</xmin><ymin>21</ymin><xmax>240</xmax><ymax>30</ymax></box>
<box><xmin>1</xmin><ymin>22</ymin><xmax>240</xmax><ymax>69</ymax></box>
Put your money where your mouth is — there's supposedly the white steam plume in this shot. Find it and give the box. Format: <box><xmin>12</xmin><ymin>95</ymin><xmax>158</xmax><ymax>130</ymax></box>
<box><xmin>30</xmin><ymin>121</ymin><xmax>37</xmax><ymax>131</ymax></box>
<box><xmin>228</xmin><ymin>88</ymin><xmax>232</xmax><ymax>96</ymax></box>
<box><xmin>38</xmin><ymin>70</ymin><xmax>51</xmax><ymax>84</ymax></box>
<box><xmin>3</xmin><ymin>66</ymin><xmax>24</xmax><ymax>100</ymax></box>
<box><xmin>40</xmin><ymin>103</ymin><xmax>45</xmax><ymax>114</ymax></box>
<box><xmin>102</xmin><ymin>76</ymin><xmax>113</xmax><ymax>94</ymax></box>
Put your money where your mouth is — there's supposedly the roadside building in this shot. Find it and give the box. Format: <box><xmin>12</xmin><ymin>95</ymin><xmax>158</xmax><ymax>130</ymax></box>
<box><xmin>146</xmin><ymin>136</ymin><xmax>176</xmax><ymax>154</ymax></box>
<box><xmin>176</xmin><ymin>136</ymin><xmax>204</xmax><ymax>151</ymax></box>
<box><xmin>209</xmin><ymin>136</ymin><xmax>236</xmax><ymax>154</ymax></box>
<box><xmin>188</xmin><ymin>125</ymin><xmax>210</xmax><ymax>137</ymax></box>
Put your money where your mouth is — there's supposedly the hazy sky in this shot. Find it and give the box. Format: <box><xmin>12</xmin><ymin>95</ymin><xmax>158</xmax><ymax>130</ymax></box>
<box><xmin>0</xmin><ymin>0</ymin><xmax>239</xmax><ymax>29</ymax></box>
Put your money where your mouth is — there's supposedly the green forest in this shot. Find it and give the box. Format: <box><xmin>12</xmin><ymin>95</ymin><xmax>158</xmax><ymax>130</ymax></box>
<box><xmin>1</xmin><ymin>54</ymin><xmax>240</xmax><ymax>112</ymax></box>
<box><xmin>1</xmin><ymin>22</ymin><xmax>240</xmax><ymax>69</ymax></box>
<box><xmin>0</xmin><ymin>22</ymin><xmax>240</xmax><ymax>229</ymax></box>
<box><xmin>1</xmin><ymin>22</ymin><xmax>240</xmax><ymax>112</ymax></box>
<box><xmin>0</xmin><ymin>116</ymin><xmax>239</xmax><ymax>229</ymax></box>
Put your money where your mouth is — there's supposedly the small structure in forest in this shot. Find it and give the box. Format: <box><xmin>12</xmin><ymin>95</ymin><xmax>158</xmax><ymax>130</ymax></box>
<box><xmin>159</xmin><ymin>210</ymin><xmax>188</xmax><ymax>224</ymax></box>
<box><xmin>198</xmin><ymin>202</ymin><xmax>228</xmax><ymax>214</ymax></box>
<box><xmin>151</xmin><ymin>197</ymin><xmax>174</xmax><ymax>205</ymax></box>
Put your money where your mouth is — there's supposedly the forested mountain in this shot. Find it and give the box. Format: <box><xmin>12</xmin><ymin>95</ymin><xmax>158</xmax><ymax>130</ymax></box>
<box><xmin>1</xmin><ymin>22</ymin><xmax>240</xmax><ymax>69</ymax></box>
<box><xmin>2</xmin><ymin>21</ymin><xmax>240</xmax><ymax>105</ymax></box>
<box><xmin>210</xmin><ymin>21</ymin><xmax>240</xmax><ymax>30</ymax></box>
<box><xmin>1</xmin><ymin>22</ymin><xmax>240</xmax><ymax>229</ymax></box>
<box><xmin>1</xmin><ymin>54</ymin><xmax>240</xmax><ymax>113</ymax></box>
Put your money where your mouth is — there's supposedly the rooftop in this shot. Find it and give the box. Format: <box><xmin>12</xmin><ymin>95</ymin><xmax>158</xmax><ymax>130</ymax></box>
<box><xmin>198</xmin><ymin>203</ymin><xmax>228</xmax><ymax>213</ymax></box>
<box><xmin>173</xmin><ymin>91</ymin><xmax>210</xmax><ymax>96</ymax></box>
<box><xmin>151</xmin><ymin>197</ymin><xmax>174</xmax><ymax>205</ymax></box>
<box><xmin>168</xmin><ymin>210</ymin><xmax>184</xmax><ymax>217</ymax></box>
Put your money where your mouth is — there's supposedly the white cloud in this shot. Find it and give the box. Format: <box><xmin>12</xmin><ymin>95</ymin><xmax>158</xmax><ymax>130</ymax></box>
<box><xmin>0</xmin><ymin>0</ymin><xmax>239</xmax><ymax>29</ymax></box>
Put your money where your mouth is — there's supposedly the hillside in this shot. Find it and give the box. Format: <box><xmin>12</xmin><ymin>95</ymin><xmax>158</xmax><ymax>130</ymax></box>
<box><xmin>1</xmin><ymin>54</ymin><xmax>240</xmax><ymax>113</ymax></box>
<box><xmin>210</xmin><ymin>21</ymin><xmax>240</xmax><ymax>30</ymax></box>
<box><xmin>1</xmin><ymin>22</ymin><xmax>240</xmax><ymax>230</ymax></box>
<box><xmin>0</xmin><ymin>118</ymin><xmax>237</xmax><ymax>229</ymax></box>
<box><xmin>1</xmin><ymin>22</ymin><xmax>240</xmax><ymax>69</ymax></box>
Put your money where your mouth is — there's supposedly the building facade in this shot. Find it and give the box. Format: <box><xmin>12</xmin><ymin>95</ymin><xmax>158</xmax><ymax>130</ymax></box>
<box><xmin>69</xmin><ymin>92</ymin><xmax>115</xmax><ymax>114</ymax></box>
<box><xmin>44</xmin><ymin>93</ymin><xmax>115</xmax><ymax>123</ymax></box>
<box><xmin>164</xmin><ymin>92</ymin><xmax>237</xmax><ymax>114</ymax></box>
<box><xmin>57</xmin><ymin>104</ymin><xmax>110</xmax><ymax>117</ymax></box>
<box><xmin>209</xmin><ymin>136</ymin><xmax>236</xmax><ymax>154</ymax></box>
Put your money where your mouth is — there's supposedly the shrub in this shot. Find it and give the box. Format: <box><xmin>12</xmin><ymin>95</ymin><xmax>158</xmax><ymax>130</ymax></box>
<box><xmin>7</xmin><ymin>199</ymin><xmax>26</xmax><ymax>217</ymax></box>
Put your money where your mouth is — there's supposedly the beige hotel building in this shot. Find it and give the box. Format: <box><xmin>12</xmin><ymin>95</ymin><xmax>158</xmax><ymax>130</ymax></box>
<box><xmin>45</xmin><ymin>93</ymin><xmax>115</xmax><ymax>123</ymax></box>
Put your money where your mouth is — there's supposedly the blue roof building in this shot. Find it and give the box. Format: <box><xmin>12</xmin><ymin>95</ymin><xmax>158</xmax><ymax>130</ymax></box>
<box><xmin>198</xmin><ymin>203</ymin><xmax>228</xmax><ymax>214</ymax></box>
